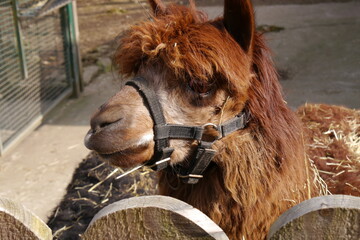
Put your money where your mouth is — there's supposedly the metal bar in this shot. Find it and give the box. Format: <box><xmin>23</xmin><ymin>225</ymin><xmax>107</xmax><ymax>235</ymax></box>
<box><xmin>11</xmin><ymin>0</ymin><xmax>28</xmax><ymax>79</ymax></box>
<box><xmin>18</xmin><ymin>0</ymin><xmax>73</xmax><ymax>18</ymax></box>
<box><xmin>59</xmin><ymin>5</ymin><xmax>77</xmax><ymax>96</ymax></box>
<box><xmin>66</xmin><ymin>2</ymin><xmax>81</xmax><ymax>97</ymax></box>
<box><xmin>69</xmin><ymin>1</ymin><xmax>83</xmax><ymax>92</ymax></box>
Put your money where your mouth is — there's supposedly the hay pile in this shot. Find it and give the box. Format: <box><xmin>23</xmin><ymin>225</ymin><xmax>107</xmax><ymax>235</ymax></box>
<box><xmin>47</xmin><ymin>153</ymin><xmax>157</xmax><ymax>239</ymax></box>
<box><xmin>297</xmin><ymin>104</ymin><xmax>360</xmax><ymax>195</ymax></box>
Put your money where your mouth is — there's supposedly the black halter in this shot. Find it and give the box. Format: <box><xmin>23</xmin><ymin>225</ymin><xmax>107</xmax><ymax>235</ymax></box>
<box><xmin>126</xmin><ymin>77</ymin><xmax>249</xmax><ymax>184</ymax></box>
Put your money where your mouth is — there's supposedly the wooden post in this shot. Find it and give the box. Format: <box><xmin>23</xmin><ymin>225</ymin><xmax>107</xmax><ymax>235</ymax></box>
<box><xmin>83</xmin><ymin>195</ymin><xmax>229</xmax><ymax>240</ymax></box>
<box><xmin>267</xmin><ymin>195</ymin><xmax>360</xmax><ymax>239</ymax></box>
<box><xmin>0</xmin><ymin>198</ymin><xmax>52</xmax><ymax>240</ymax></box>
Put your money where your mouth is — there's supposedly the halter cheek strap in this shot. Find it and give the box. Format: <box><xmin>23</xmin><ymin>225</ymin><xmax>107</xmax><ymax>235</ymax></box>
<box><xmin>125</xmin><ymin>77</ymin><xmax>249</xmax><ymax>184</ymax></box>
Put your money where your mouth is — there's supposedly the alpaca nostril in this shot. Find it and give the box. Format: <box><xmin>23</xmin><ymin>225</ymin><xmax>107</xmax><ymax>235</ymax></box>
<box><xmin>99</xmin><ymin>121</ymin><xmax>114</xmax><ymax>129</ymax></box>
<box><xmin>91</xmin><ymin>117</ymin><xmax>123</xmax><ymax>132</ymax></box>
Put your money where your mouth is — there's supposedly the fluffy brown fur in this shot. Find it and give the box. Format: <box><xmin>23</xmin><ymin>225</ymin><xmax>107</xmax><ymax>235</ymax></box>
<box><xmin>114</xmin><ymin>3</ymin><xmax>317</xmax><ymax>239</ymax></box>
<box><xmin>115</xmin><ymin>5</ymin><xmax>252</xmax><ymax>100</ymax></box>
<box><xmin>87</xmin><ymin>1</ymin><xmax>360</xmax><ymax>239</ymax></box>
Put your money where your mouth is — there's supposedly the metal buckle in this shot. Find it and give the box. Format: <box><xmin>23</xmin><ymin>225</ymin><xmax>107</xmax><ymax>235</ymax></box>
<box><xmin>178</xmin><ymin>174</ymin><xmax>204</xmax><ymax>184</ymax></box>
<box><xmin>177</xmin><ymin>174</ymin><xmax>204</xmax><ymax>179</ymax></box>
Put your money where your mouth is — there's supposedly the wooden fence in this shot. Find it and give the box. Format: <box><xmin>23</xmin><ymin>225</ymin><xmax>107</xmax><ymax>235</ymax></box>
<box><xmin>0</xmin><ymin>195</ymin><xmax>359</xmax><ymax>239</ymax></box>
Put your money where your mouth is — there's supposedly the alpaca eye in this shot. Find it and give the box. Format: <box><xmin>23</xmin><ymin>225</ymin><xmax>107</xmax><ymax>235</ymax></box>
<box><xmin>187</xmin><ymin>81</ymin><xmax>212</xmax><ymax>97</ymax></box>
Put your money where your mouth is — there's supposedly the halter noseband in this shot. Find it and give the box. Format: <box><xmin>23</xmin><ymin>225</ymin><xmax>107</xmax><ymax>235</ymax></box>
<box><xmin>126</xmin><ymin>77</ymin><xmax>249</xmax><ymax>184</ymax></box>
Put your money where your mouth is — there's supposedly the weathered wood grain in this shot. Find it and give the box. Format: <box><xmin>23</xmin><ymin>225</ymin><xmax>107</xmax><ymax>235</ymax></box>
<box><xmin>267</xmin><ymin>195</ymin><xmax>360</xmax><ymax>240</ymax></box>
<box><xmin>0</xmin><ymin>198</ymin><xmax>52</xmax><ymax>240</ymax></box>
<box><xmin>83</xmin><ymin>195</ymin><xmax>229</xmax><ymax>240</ymax></box>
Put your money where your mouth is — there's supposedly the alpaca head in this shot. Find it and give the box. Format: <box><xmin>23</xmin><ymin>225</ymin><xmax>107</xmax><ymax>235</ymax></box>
<box><xmin>84</xmin><ymin>0</ymin><xmax>256</xmax><ymax>169</ymax></box>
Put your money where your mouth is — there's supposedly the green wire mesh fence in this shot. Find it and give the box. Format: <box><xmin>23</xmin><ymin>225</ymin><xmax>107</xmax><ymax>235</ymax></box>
<box><xmin>0</xmin><ymin>0</ymin><xmax>80</xmax><ymax>155</ymax></box>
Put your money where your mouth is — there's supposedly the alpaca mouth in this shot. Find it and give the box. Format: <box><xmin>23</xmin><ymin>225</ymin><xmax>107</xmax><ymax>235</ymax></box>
<box><xmin>84</xmin><ymin>129</ymin><xmax>136</xmax><ymax>154</ymax></box>
<box><xmin>96</xmin><ymin>147</ymin><xmax>139</xmax><ymax>160</ymax></box>
<box><xmin>98</xmin><ymin>150</ymin><xmax>125</xmax><ymax>159</ymax></box>
<box><xmin>85</xmin><ymin>129</ymin><xmax>154</xmax><ymax>168</ymax></box>
<box><xmin>85</xmin><ymin>129</ymin><xmax>153</xmax><ymax>151</ymax></box>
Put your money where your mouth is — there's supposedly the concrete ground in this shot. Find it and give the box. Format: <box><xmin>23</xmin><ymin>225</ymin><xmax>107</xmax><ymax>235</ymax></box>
<box><xmin>0</xmin><ymin>1</ymin><xmax>359</xmax><ymax>222</ymax></box>
<box><xmin>202</xmin><ymin>1</ymin><xmax>360</xmax><ymax>109</ymax></box>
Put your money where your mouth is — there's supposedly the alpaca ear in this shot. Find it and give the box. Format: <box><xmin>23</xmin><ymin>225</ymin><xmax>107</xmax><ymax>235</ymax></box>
<box><xmin>148</xmin><ymin>0</ymin><xmax>166</xmax><ymax>15</ymax></box>
<box><xmin>223</xmin><ymin>0</ymin><xmax>255</xmax><ymax>54</ymax></box>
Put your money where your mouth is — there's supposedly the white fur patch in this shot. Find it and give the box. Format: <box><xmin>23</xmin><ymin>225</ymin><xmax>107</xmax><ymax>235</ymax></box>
<box><xmin>136</xmin><ymin>132</ymin><xmax>154</xmax><ymax>146</ymax></box>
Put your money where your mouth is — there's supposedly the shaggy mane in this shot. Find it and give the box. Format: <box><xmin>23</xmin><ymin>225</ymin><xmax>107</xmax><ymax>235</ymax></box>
<box><xmin>115</xmin><ymin>4</ymin><xmax>251</xmax><ymax>95</ymax></box>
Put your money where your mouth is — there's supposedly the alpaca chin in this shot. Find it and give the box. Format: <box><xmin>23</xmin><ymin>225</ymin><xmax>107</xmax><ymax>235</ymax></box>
<box><xmin>85</xmin><ymin>131</ymin><xmax>155</xmax><ymax>169</ymax></box>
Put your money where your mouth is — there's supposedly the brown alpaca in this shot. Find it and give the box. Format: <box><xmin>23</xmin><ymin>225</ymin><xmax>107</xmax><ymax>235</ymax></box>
<box><xmin>84</xmin><ymin>1</ymin><xmax>360</xmax><ymax>239</ymax></box>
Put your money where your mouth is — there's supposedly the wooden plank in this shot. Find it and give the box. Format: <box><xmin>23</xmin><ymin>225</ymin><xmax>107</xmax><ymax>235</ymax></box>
<box><xmin>267</xmin><ymin>195</ymin><xmax>360</xmax><ymax>239</ymax></box>
<box><xmin>83</xmin><ymin>195</ymin><xmax>229</xmax><ymax>240</ymax></box>
<box><xmin>0</xmin><ymin>198</ymin><xmax>52</xmax><ymax>240</ymax></box>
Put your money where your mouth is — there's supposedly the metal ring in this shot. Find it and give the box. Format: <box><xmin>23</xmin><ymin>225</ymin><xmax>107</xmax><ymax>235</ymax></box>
<box><xmin>202</xmin><ymin>123</ymin><xmax>218</xmax><ymax>129</ymax></box>
<box><xmin>201</xmin><ymin>123</ymin><xmax>222</xmax><ymax>140</ymax></box>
